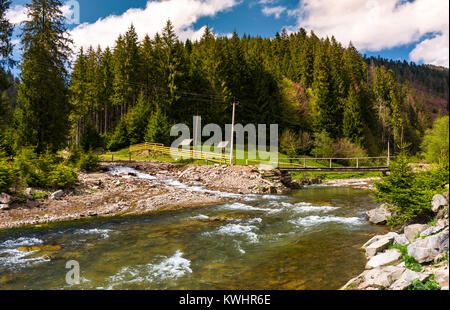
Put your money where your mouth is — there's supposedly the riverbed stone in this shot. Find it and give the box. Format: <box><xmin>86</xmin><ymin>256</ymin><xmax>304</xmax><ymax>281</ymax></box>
<box><xmin>390</xmin><ymin>269</ymin><xmax>430</xmax><ymax>290</ymax></box>
<box><xmin>366</xmin><ymin>204</ymin><xmax>392</xmax><ymax>224</ymax></box>
<box><xmin>50</xmin><ymin>190</ymin><xmax>64</xmax><ymax>200</ymax></box>
<box><xmin>24</xmin><ymin>188</ymin><xmax>34</xmax><ymax>199</ymax></box>
<box><xmin>362</xmin><ymin>266</ymin><xmax>405</xmax><ymax>288</ymax></box>
<box><xmin>0</xmin><ymin>204</ymin><xmax>9</xmax><ymax>210</ymax></box>
<box><xmin>434</xmin><ymin>269</ymin><xmax>449</xmax><ymax>288</ymax></box>
<box><xmin>394</xmin><ymin>234</ymin><xmax>409</xmax><ymax>246</ymax></box>
<box><xmin>432</xmin><ymin>194</ymin><xmax>448</xmax><ymax>213</ymax></box>
<box><xmin>366</xmin><ymin>249</ymin><xmax>402</xmax><ymax>269</ymax></box>
<box><xmin>0</xmin><ymin>193</ymin><xmax>11</xmax><ymax>204</ymax></box>
<box><xmin>407</xmin><ymin>228</ymin><xmax>449</xmax><ymax>263</ymax></box>
<box><xmin>365</xmin><ymin>237</ymin><xmax>394</xmax><ymax>258</ymax></box>
<box><xmin>404</xmin><ymin>224</ymin><xmax>427</xmax><ymax>242</ymax></box>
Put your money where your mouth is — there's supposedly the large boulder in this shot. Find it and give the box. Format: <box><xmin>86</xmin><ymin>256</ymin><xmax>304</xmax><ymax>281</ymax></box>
<box><xmin>362</xmin><ymin>266</ymin><xmax>405</xmax><ymax>288</ymax></box>
<box><xmin>390</xmin><ymin>269</ymin><xmax>430</xmax><ymax>290</ymax></box>
<box><xmin>431</xmin><ymin>194</ymin><xmax>448</xmax><ymax>213</ymax></box>
<box><xmin>435</xmin><ymin>269</ymin><xmax>449</xmax><ymax>288</ymax></box>
<box><xmin>404</xmin><ymin>224</ymin><xmax>427</xmax><ymax>243</ymax></box>
<box><xmin>365</xmin><ymin>237</ymin><xmax>395</xmax><ymax>258</ymax></box>
<box><xmin>366</xmin><ymin>249</ymin><xmax>402</xmax><ymax>269</ymax></box>
<box><xmin>366</xmin><ymin>204</ymin><xmax>392</xmax><ymax>224</ymax></box>
<box><xmin>407</xmin><ymin>228</ymin><xmax>449</xmax><ymax>263</ymax></box>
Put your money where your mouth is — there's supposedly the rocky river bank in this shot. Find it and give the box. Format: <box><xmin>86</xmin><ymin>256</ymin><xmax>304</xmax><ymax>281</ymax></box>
<box><xmin>342</xmin><ymin>190</ymin><xmax>449</xmax><ymax>290</ymax></box>
<box><xmin>0</xmin><ymin>162</ymin><xmax>299</xmax><ymax>230</ymax></box>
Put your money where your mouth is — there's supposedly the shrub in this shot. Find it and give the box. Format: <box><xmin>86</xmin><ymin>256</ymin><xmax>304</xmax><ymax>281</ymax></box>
<box><xmin>46</xmin><ymin>164</ymin><xmax>77</xmax><ymax>189</ymax></box>
<box><xmin>79</xmin><ymin>152</ymin><xmax>99</xmax><ymax>172</ymax></box>
<box><xmin>13</xmin><ymin>148</ymin><xmax>46</xmax><ymax>187</ymax></box>
<box><xmin>374</xmin><ymin>153</ymin><xmax>449</xmax><ymax>225</ymax></box>
<box><xmin>0</xmin><ymin>159</ymin><xmax>14</xmax><ymax>193</ymax></box>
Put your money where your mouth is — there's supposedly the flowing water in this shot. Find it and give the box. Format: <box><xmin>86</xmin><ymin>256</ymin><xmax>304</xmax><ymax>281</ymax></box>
<box><xmin>0</xmin><ymin>167</ymin><xmax>388</xmax><ymax>290</ymax></box>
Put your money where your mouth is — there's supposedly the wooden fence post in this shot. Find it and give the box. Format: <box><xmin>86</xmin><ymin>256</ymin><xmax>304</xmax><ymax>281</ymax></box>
<box><xmin>329</xmin><ymin>159</ymin><xmax>332</xmax><ymax>168</ymax></box>
<box><xmin>356</xmin><ymin>158</ymin><xmax>359</xmax><ymax>168</ymax></box>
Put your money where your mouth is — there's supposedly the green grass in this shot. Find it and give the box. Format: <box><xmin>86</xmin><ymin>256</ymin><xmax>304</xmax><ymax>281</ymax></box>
<box><xmin>388</xmin><ymin>244</ymin><xmax>422</xmax><ymax>272</ymax></box>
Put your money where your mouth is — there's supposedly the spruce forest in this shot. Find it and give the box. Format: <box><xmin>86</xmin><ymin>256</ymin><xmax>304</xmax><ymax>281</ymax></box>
<box><xmin>0</xmin><ymin>0</ymin><xmax>449</xmax><ymax>159</ymax></box>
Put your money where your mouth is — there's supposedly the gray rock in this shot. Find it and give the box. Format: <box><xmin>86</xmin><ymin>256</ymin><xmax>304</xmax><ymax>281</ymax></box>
<box><xmin>362</xmin><ymin>232</ymin><xmax>397</xmax><ymax>250</ymax></box>
<box><xmin>0</xmin><ymin>204</ymin><xmax>10</xmax><ymax>210</ymax></box>
<box><xmin>50</xmin><ymin>190</ymin><xmax>64</xmax><ymax>200</ymax></box>
<box><xmin>404</xmin><ymin>224</ymin><xmax>427</xmax><ymax>242</ymax></box>
<box><xmin>363</xmin><ymin>266</ymin><xmax>405</xmax><ymax>288</ymax></box>
<box><xmin>434</xmin><ymin>269</ymin><xmax>449</xmax><ymax>288</ymax></box>
<box><xmin>0</xmin><ymin>193</ymin><xmax>11</xmax><ymax>204</ymax></box>
<box><xmin>431</xmin><ymin>194</ymin><xmax>448</xmax><ymax>213</ymax></box>
<box><xmin>437</xmin><ymin>206</ymin><xmax>449</xmax><ymax>220</ymax></box>
<box><xmin>407</xmin><ymin>228</ymin><xmax>449</xmax><ymax>263</ymax></box>
<box><xmin>390</xmin><ymin>269</ymin><xmax>430</xmax><ymax>290</ymax></box>
<box><xmin>366</xmin><ymin>204</ymin><xmax>392</xmax><ymax>224</ymax></box>
<box><xmin>394</xmin><ymin>234</ymin><xmax>409</xmax><ymax>246</ymax></box>
<box><xmin>420</xmin><ymin>225</ymin><xmax>445</xmax><ymax>238</ymax></box>
<box><xmin>366</xmin><ymin>249</ymin><xmax>403</xmax><ymax>269</ymax></box>
<box><xmin>24</xmin><ymin>188</ymin><xmax>34</xmax><ymax>199</ymax></box>
<box><xmin>365</xmin><ymin>237</ymin><xmax>394</xmax><ymax>258</ymax></box>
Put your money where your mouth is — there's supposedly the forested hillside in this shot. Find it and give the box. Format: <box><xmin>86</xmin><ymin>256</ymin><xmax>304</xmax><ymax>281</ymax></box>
<box><xmin>1</xmin><ymin>1</ymin><xmax>449</xmax><ymax>158</ymax></box>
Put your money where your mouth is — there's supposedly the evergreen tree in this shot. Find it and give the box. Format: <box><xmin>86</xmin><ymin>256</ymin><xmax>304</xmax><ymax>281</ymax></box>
<box><xmin>16</xmin><ymin>0</ymin><xmax>72</xmax><ymax>153</ymax></box>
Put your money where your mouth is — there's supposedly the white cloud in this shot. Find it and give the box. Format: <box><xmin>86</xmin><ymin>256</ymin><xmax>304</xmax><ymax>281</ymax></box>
<box><xmin>6</xmin><ymin>0</ymin><xmax>239</xmax><ymax>51</ymax></box>
<box><xmin>5</xmin><ymin>5</ymin><xmax>27</xmax><ymax>25</ymax></box>
<box><xmin>287</xmin><ymin>0</ymin><xmax>449</xmax><ymax>67</ymax></box>
<box><xmin>261</xmin><ymin>6</ymin><xmax>286</xmax><ymax>19</ymax></box>
<box><xmin>69</xmin><ymin>0</ymin><xmax>238</xmax><ymax>51</ymax></box>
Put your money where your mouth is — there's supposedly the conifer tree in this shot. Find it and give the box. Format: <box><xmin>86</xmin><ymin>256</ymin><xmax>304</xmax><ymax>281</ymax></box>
<box><xmin>16</xmin><ymin>0</ymin><xmax>73</xmax><ymax>153</ymax></box>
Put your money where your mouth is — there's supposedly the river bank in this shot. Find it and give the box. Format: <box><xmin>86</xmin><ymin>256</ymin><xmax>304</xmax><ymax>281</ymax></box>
<box><xmin>0</xmin><ymin>162</ymin><xmax>292</xmax><ymax>230</ymax></box>
<box><xmin>0</xmin><ymin>162</ymin><xmax>384</xmax><ymax>230</ymax></box>
<box><xmin>342</xmin><ymin>191</ymin><xmax>449</xmax><ymax>290</ymax></box>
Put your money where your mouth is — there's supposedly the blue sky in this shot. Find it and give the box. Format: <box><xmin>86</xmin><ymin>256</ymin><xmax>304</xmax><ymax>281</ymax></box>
<box><xmin>6</xmin><ymin>0</ymin><xmax>450</xmax><ymax>75</ymax></box>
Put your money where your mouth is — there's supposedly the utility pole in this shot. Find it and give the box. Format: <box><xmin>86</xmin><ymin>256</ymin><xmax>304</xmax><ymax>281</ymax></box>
<box><xmin>230</xmin><ymin>97</ymin><xmax>237</xmax><ymax>166</ymax></box>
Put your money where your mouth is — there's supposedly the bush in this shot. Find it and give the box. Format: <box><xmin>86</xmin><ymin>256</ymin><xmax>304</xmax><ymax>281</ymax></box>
<box><xmin>0</xmin><ymin>159</ymin><xmax>14</xmax><ymax>193</ymax></box>
<box><xmin>13</xmin><ymin>148</ymin><xmax>78</xmax><ymax>189</ymax></box>
<box><xmin>13</xmin><ymin>148</ymin><xmax>46</xmax><ymax>187</ymax></box>
<box><xmin>79</xmin><ymin>152</ymin><xmax>99</xmax><ymax>172</ymax></box>
<box><xmin>46</xmin><ymin>164</ymin><xmax>77</xmax><ymax>189</ymax></box>
<box><xmin>374</xmin><ymin>153</ymin><xmax>449</xmax><ymax>225</ymax></box>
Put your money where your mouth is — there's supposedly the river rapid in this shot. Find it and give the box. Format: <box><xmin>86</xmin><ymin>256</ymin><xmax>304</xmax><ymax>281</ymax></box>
<box><xmin>0</xmin><ymin>167</ymin><xmax>388</xmax><ymax>290</ymax></box>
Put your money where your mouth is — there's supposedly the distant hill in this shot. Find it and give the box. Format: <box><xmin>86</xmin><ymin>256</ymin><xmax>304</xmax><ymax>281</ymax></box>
<box><xmin>365</xmin><ymin>56</ymin><xmax>449</xmax><ymax>119</ymax></box>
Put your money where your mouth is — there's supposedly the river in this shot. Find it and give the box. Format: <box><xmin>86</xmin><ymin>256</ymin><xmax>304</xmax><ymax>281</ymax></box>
<box><xmin>0</xmin><ymin>167</ymin><xmax>388</xmax><ymax>290</ymax></box>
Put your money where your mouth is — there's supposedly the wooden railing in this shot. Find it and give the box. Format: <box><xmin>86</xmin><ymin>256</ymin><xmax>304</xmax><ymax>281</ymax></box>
<box><xmin>129</xmin><ymin>142</ymin><xmax>229</xmax><ymax>164</ymax></box>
